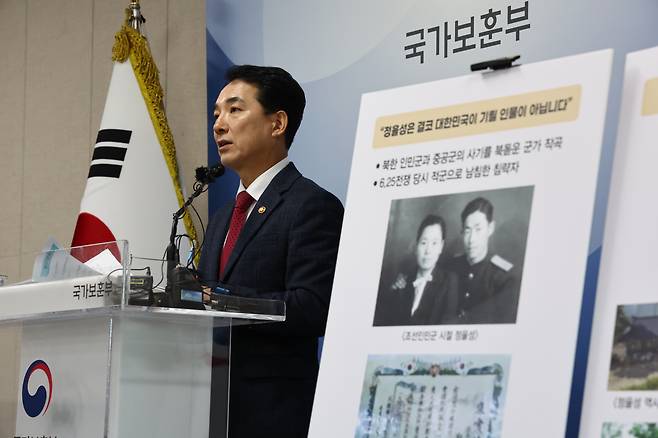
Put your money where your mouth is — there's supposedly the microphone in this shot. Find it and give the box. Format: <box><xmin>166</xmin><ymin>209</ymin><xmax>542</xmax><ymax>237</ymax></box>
<box><xmin>163</xmin><ymin>162</ymin><xmax>225</xmax><ymax>309</ymax></box>
<box><xmin>195</xmin><ymin>163</ymin><xmax>225</xmax><ymax>185</ymax></box>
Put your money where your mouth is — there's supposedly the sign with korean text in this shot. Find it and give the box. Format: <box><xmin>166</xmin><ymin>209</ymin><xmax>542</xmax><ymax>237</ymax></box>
<box><xmin>311</xmin><ymin>50</ymin><xmax>613</xmax><ymax>437</ymax></box>
<box><xmin>579</xmin><ymin>45</ymin><xmax>658</xmax><ymax>438</ymax></box>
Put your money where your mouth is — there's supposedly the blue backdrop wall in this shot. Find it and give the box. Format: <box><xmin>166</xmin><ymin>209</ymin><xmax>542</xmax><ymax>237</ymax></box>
<box><xmin>205</xmin><ymin>2</ymin><xmax>658</xmax><ymax>435</ymax></box>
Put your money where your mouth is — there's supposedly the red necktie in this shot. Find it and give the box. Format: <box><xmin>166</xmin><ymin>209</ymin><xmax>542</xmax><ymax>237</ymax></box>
<box><xmin>219</xmin><ymin>191</ymin><xmax>254</xmax><ymax>277</ymax></box>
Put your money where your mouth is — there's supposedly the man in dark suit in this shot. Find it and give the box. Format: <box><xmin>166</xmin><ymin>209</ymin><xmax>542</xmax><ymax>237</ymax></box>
<box><xmin>198</xmin><ymin>65</ymin><xmax>343</xmax><ymax>438</ymax></box>
<box><xmin>445</xmin><ymin>197</ymin><xmax>519</xmax><ymax>324</ymax></box>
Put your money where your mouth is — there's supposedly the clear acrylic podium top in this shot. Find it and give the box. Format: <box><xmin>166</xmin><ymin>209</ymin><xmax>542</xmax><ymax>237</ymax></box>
<box><xmin>0</xmin><ymin>240</ymin><xmax>286</xmax><ymax>328</ymax></box>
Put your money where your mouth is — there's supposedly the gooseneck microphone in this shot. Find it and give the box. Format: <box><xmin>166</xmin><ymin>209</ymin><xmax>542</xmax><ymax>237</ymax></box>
<box><xmin>195</xmin><ymin>163</ymin><xmax>225</xmax><ymax>185</ymax></box>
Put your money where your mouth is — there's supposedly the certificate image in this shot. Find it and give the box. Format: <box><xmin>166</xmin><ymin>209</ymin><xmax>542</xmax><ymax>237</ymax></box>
<box><xmin>373</xmin><ymin>186</ymin><xmax>533</xmax><ymax>327</ymax></box>
<box><xmin>602</xmin><ymin>423</ymin><xmax>658</xmax><ymax>438</ymax></box>
<box><xmin>354</xmin><ymin>354</ymin><xmax>510</xmax><ymax>438</ymax></box>
<box><xmin>609</xmin><ymin>303</ymin><xmax>658</xmax><ymax>391</ymax></box>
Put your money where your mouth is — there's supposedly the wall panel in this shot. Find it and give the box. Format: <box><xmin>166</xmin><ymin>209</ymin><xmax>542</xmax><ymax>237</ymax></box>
<box><xmin>167</xmin><ymin>0</ymin><xmax>209</xmax><ymax>230</ymax></box>
<box><xmin>21</xmin><ymin>0</ymin><xmax>93</xmax><ymax>258</ymax></box>
<box><xmin>0</xmin><ymin>0</ymin><xmax>207</xmax><ymax>277</ymax></box>
<box><xmin>0</xmin><ymin>1</ymin><xmax>27</xmax><ymax>259</ymax></box>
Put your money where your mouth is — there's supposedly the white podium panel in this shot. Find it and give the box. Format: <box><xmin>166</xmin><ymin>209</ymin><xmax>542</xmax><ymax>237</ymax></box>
<box><xmin>0</xmin><ymin>241</ymin><xmax>285</xmax><ymax>438</ymax></box>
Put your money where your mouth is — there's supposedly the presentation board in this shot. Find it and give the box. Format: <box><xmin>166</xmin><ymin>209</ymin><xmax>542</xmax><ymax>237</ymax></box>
<box><xmin>310</xmin><ymin>49</ymin><xmax>613</xmax><ymax>437</ymax></box>
<box><xmin>579</xmin><ymin>45</ymin><xmax>658</xmax><ymax>438</ymax></box>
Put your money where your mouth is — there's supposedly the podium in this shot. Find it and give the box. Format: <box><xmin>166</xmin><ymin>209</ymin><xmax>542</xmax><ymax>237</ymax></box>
<box><xmin>0</xmin><ymin>241</ymin><xmax>285</xmax><ymax>437</ymax></box>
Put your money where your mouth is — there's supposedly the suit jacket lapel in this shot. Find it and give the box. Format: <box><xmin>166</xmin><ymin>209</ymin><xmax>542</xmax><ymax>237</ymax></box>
<box><xmin>220</xmin><ymin>162</ymin><xmax>301</xmax><ymax>282</ymax></box>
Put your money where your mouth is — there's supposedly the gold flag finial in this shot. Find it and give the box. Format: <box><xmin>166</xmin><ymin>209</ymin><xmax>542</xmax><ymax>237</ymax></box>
<box><xmin>126</xmin><ymin>1</ymin><xmax>146</xmax><ymax>35</ymax></box>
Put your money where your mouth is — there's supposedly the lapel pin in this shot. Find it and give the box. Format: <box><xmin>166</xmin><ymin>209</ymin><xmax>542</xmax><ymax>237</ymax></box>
<box><xmin>258</xmin><ymin>206</ymin><xmax>266</xmax><ymax>214</ymax></box>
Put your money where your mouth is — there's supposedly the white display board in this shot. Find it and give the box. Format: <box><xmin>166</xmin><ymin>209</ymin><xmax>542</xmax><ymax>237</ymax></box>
<box><xmin>579</xmin><ymin>45</ymin><xmax>658</xmax><ymax>438</ymax></box>
<box><xmin>311</xmin><ymin>49</ymin><xmax>613</xmax><ymax>437</ymax></box>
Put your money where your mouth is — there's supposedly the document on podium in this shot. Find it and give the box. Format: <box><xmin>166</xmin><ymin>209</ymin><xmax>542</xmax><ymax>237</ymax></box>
<box><xmin>31</xmin><ymin>238</ymin><xmax>100</xmax><ymax>282</ymax></box>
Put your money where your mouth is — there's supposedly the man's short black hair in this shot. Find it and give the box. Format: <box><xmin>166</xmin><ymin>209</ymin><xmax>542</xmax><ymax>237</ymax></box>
<box><xmin>225</xmin><ymin>65</ymin><xmax>306</xmax><ymax>149</ymax></box>
<box><xmin>460</xmin><ymin>197</ymin><xmax>494</xmax><ymax>224</ymax></box>
<box><xmin>416</xmin><ymin>214</ymin><xmax>446</xmax><ymax>242</ymax></box>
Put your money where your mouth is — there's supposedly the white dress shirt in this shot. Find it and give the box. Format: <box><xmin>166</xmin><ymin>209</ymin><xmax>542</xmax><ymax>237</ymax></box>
<box><xmin>410</xmin><ymin>272</ymin><xmax>433</xmax><ymax>316</ymax></box>
<box><xmin>236</xmin><ymin>156</ymin><xmax>290</xmax><ymax>218</ymax></box>
<box><xmin>222</xmin><ymin>157</ymin><xmax>290</xmax><ymax>247</ymax></box>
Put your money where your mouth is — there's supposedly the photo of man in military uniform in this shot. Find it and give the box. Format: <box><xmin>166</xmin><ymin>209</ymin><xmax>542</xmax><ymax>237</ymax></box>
<box><xmin>445</xmin><ymin>197</ymin><xmax>520</xmax><ymax>324</ymax></box>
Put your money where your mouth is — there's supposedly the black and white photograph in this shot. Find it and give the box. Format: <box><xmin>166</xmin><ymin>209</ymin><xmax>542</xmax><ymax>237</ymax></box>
<box><xmin>373</xmin><ymin>186</ymin><xmax>533</xmax><ymax>326</ymax></box>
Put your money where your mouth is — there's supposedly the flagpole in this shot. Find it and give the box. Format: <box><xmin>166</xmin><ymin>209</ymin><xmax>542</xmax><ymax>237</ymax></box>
<box><xmin>73</xmin><ymin>0</ymin><xmax>199</xmax><ymax>279</ymax></box>
<box><xmin>127</xmin><ymin>1</ymin><xmax>146</xmax><ymax>34</ymax></box>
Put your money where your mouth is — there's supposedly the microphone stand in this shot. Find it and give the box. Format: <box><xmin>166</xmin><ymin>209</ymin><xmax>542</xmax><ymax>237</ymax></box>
<box><xmin>164</xmin><ymin>183</ymin><xmax>207</xmax><ymax>307</ymax></box>
<box><xmin>164</xmin><ymin>164</ymin><xmax>224</xmax><ymax>307</ymax></box>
